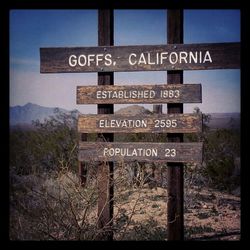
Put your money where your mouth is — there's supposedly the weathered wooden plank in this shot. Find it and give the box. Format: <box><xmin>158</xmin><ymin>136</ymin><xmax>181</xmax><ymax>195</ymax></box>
<box><xmin>78</xmin><ymin>142</ymin><xmax>203</xmax><ymax>163</ymax></box>
<box><xmin>40</xmin><ymin>42</ymin><xmax>240</xmax><ymax>73</ymax></box>
<box><xmin>78</xmin><ymin>113</ymin><xmax>202</xmax><ymax>133</ymax></box>
<box><xmin>77</xmin><ymin>84</ymin><xmax>202</xmax><ymax>104</ymax></box>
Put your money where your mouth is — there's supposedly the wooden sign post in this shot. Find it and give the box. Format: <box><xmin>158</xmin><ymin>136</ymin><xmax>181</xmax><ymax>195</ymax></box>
<box><xmin>96</xmin><ymin>9</ymin><xmax>114</xmax><ymax>240</ymax></box>
<box><xmin>40</xmin><ymin>9</ymin><xmax>240</xmax><ymax>241</ymax></box>
<box><xmin>167</xmin><ymin>9</ymin><xmax>184</xmax><ymax>240</ymax></box>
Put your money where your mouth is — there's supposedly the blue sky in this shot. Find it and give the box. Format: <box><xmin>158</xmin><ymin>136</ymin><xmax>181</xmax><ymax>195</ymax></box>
<box><xmin>10</xmin><ymin>9</ymin><xmax>240</xmax><ymax>114</ymax></box>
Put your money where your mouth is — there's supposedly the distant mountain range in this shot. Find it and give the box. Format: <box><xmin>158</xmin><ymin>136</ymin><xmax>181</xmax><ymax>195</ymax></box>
<box><xmin>9</xmin><ymin>103</ymin><xmax>240</xmax><ymax>130</ymax></box>
<box><xmin>116</xmin><ymin>105</ymin><xmax>152</xmax><ymax>116</ymax></box>
<box><xmin>206</xmin><ymin>112</ymin><xmax>240</xmax><ymax>130</ymax></box>
<box><xmin>10</xmin><ymin>103</ymin><xmax>69</xmax><ymax>126</ymax></box>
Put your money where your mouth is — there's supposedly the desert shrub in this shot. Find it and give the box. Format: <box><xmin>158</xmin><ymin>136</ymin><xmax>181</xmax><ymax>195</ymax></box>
<box><xmin>203</xmin><ymin>129</ymin><xmax>240</xmax><ymax>190</ymax></box>
<box><xmin>9</xmin><ymin>162</ymin><xmax>161</xmax><ymax>240</ymax></box>
<box><xmin>9</xmin><ymin>105</ymin><xmax>241</xmax><ymax>240</ymax></box>
<box><xmin>185</xmin><ymin>107</ymin><xmax>240</xmax><ymax>191</ymax></box>
<box><xmin>10</xmin><ymin>109</ymin><xmax>78</xmax><ymax>175</ymax></box>
<box><xmin>9</xmin><ymin>169</ymin><xmax>100</xmax><ymax>240</ymax></box>
<box><xmin>185</xmin><ymin>128</ymin><xmax>240</xmax><ymax>191</ymax></box>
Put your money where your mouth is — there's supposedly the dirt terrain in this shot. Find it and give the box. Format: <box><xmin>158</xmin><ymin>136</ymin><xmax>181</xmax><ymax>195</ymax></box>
<box><xmin>10</xmin><ymin>169</ymin><xmax>240</xmax><ymax>241</ymax></box>
<box><xmin>111</xmin><ymin>185</ymin><xmax>240</xmax><ymax>240</ymax></box>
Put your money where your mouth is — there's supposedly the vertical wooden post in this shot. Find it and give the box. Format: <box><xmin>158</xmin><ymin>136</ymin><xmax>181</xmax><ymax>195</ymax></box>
<box><xmin>79</xmin><ymin>133</ymin><xmax>87</xmax><ymax>186</ymax></box>
<box><xmin>152</xmin><ymin>105</ymin><xmax>162</xmax><ymax>184</ymax></box>
<box><xmin>97</xmin><ymin>9</ymin><xmax>114</xmax><ymax>240</ymax></box>
<box><xmin>153</xmin><ymin>104</ymin><xmax>162</xmax><ymax>114</ymax></box>
<box><xmin>167</xmin><ymin>9</ymin><xmax>184</xmax><ymax>240</ymax></box>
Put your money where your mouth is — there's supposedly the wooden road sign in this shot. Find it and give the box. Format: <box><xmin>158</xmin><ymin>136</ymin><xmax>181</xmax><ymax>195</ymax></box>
<box><xmin>78</xmin><ymin>142</ymin><xmax>203</xmax><ymax>163</ymax></box>
<box><xmin>40</xmin><ymin>42</ymin><xmax>240</xmax><ymax>73</ymax></box>
<box><xmin>77</xmin><ymin>84</ymin><xmax>202</xmax><ymax>104</ymax></box>
<box><xmin>78</xmin><ymin>113</ymin><xmax>202</xmax><ymax>133</ymax></box>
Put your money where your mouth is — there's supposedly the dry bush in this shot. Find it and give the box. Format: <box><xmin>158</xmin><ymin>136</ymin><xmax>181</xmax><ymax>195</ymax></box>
<box><xmin>10</xmin><ymin>161</ymin><xmax>169</xmax><ymax>240</ymax></box>
<box><xmin>10</xmin><ymin>168</ymin><xmax>100</xmax><ymax>240</ymax></box>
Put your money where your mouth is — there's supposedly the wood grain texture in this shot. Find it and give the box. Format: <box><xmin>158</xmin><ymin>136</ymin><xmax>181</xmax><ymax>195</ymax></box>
<box><xmin>96</xmin><ymin>9</ymin><xmax>114</xmax><ymax>241</ymax></box>
<box><xmin>78</xmin><ymin>142</ymin><xmax>203</xmax><ymax>163</ymax></box>
<box><xmin>77</xmin><ymin>84</ymin><xmax>202</xmax><ymax>104</ymax></box>
<box><xmin>77</xmin><ymin>113</ymin><xmax>202</xmax><ymax>133</ymax></box>
<box><xmin>40</xmin><ymin>42</ymin><xmax>240</xmax><ymax>73</ymax></box>
<box><xmin>167</xmin><ymin>9</ymin><xmax>184</xmax><ymax>241</ymax></box>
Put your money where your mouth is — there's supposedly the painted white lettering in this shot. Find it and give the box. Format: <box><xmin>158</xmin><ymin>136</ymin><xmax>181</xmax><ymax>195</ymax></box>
<box><xmin>129</xmin><ymin>53</ymin><xmax>137</xmax><ymax>65</ymax></box>
<box><xmin>104</xmin><ymin>54</ymin><xmax>112</xmax><ymax>66</ymax></box>
<box><xmin>169</xmin><ymin>52</ymin><xmax>178</xmax><ymax>64</ymax></box>
<box><xmin>131</xmin><ymin>149</ymin><xmax>137</xmax><ymax>156</ymax></box>
<box><xmin>78</xmin><ymin>55</ymin><xmax>87</xmax><ymax>66</ymax></box>
<box><xmin>138</xmin><ymin>53</ymin><xmax>147</xmax><ymax>65</ymax></box>
<box><xmin>103</xmin><ymin>147</ymin><xmax>158</xmax><ymax>157</ymax></box>
<box><xmin>147</xmin><ymin>53</ymin><xmax>155</xmax><ymax>65</ymax></box>
<box><xmin>189</xmin><ymin>52</ymin><xmax>197</xmax><ymax>63</ymax></box>
<box><xmin>160</xmin><ymin>52</ymin><xmax>168</xmax><ymax>64</ymax></box>
<box><xmin>156</xmin><ymin>52</ymin><xmax>159</xmax><ymax>64</ymax></box>
<box><xmin>179</xmin><ymin>51</ymin><xmax>188</xmax><ymax>63</ymax></box>
<box><xmin>165</xmin><ymin>148</ymin><xmax>176</xmax><ymax>157</ymax></box>
<box><xmin>96</xmin><ymin>91</ymin><xmax>102</xmax><ymax>99</ymax></box>
<box><xmin>152</xmin><ymin>148</ymin><xmax>158</xmax><ymax>157</ymax></box>
<box><xmin>115</xmin><ymin>148</ymin><xmax>120</xmax><ymax>156</ymax></box>
<box><xmin>121</xmin><ymin>120</ymin><xmax>127</xmax><ymax>127</ymax></box>
<box><xmin>69</xmin><ymin>55</ymin><xmax>77</xmax><ymax>67</ymax></box>
<box><xmin>131</xmin><ymin>90</ymin><xmax>138</xmax><ymax>98</ymax></box>
<box><xmin>98</xmin><ymin>119</ymin><xmax>148</xmax><ymax>128</ymax></box>
<box><xmin>99</xmin><ymin>120</ymin><xmax>105</xmax><ymax>128</ymax></box>
<box><xmin>110</xmin><ymin>120</ymin><xmax>116</xmax><ymax>127</ymax></box>
<box><xmin>112</xmin><ymin>91</ymin><xmax>118</xmax><ymax>99</ymax></box>
<box><xmin>103</xmin><ymin>148</ymin><xmax>109</xmax><ymax>156</ymax></box>
<box><xmin>87</xmin><ymin>54</ymin><xmax>95</xmax><ymax>66</ymax></box>
<box><xmin>149</xmin><ymin>90</ymin><xmax>156</xmax><ymax>98</ymax></box>
<box><xmin>203</xmin><ymin>51</ymin><xmax>212</xmax><ymax>63</ymax></box>
<box><xmin>96</xmin><ymin>54</ymin><xmax>104</xmax><ymax>66</ymax></box>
